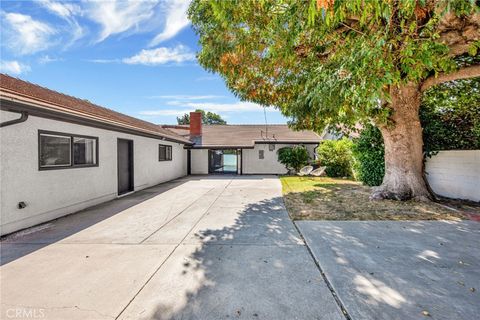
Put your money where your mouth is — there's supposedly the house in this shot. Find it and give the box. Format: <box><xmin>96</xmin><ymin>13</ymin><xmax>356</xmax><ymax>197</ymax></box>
<box><xmin>164</xmin><ymin>121</ymin><xmax>320</xmax><ymax>175</ymax></box>
<box><xmin>0</xmin><ymin>74</ymin><xmax>321</xmax><ymax>235</ymax></box>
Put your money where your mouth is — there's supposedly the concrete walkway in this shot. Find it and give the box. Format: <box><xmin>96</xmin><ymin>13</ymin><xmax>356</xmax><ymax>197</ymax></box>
<box><xmin>297</xmin><ymin>220</ymin><xmax>480</xmax><ymax>320</ymax></box>
<box><xmin>1</xmin><ymin>176</ymin><xmax>343</xmax><ymax>320</ymax></box>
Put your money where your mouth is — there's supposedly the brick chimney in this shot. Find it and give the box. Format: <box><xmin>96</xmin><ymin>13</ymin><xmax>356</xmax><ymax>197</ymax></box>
<box><xmin>190</xmin><ymin>111</ymin><xmax>202</xmax><ymax>136</ymax></box>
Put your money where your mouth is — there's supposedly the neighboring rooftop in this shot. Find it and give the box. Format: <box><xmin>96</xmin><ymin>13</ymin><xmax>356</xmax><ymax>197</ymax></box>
<box><xmin>165</xmin><ymin>124</ymin><xmax>322</xmax><ymax>148</ymax></box>
<box><xmin>0</xmin><ymin>74</ymin><xmax>190</xmax><ymax>144</ymax></box>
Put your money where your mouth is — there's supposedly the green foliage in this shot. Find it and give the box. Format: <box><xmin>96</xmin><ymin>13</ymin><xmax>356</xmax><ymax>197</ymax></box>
<box><xmin>188</xmin><ymin>0</ymin><xmax>478</xmax><ymax>132</ymax></box>
<box><xmin>352</xmin><ymin>78</ymin><xmax>480</xmax><ymax>186</ymax></box>
<box><xmin>277</xmin><ymin>146</ymin><xmax>310</xmax><ymax>173</ymax></box>
<box><xmin>316</xmin><ymin>139</ymin><xmax>355</xmax><ymax>178</ymax></box>
<box><xmin>352</xmin><ymin>125</ymin><xmax>385</xmax><ymax>186</ymax></box>
<box><xmin>421</xmin><ymin>78</ymin><xmax>480</xmax><ymax>155</ymax></box>
<box><xmin>177</xmin><ymin>109</ymin><xmax>227</xmax><ymax>125</ymax></box>
<box><xmin>177</xmin><ymin>114</ymin><xmax>190</xmax><ymax>125</ymax></box>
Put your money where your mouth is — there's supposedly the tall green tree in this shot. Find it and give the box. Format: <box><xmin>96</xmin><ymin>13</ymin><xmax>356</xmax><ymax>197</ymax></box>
<box><xmin>189</xmin><ymin>0</ymin><xmax>480</xmax><ymax>200</ymax></box>
<box><xmin>177</xmin><ymin>109</ymin><xmax>227</xmax><ymax>125</ymax></box>
<box><xmin>353</xmin><ymin>78</ymin><xmax>480</xmax><ymax>187</ymax></box>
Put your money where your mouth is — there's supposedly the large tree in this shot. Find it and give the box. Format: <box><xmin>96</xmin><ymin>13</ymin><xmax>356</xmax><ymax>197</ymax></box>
<box><xmin>177</xmin><ymin>109</ymin><xmax>227</xmax><ymax>125</ymax></box>
<box><xmin>189</xmin><ymin>0</ymin><xmax>480</xmax><ymax>201</ymax></box>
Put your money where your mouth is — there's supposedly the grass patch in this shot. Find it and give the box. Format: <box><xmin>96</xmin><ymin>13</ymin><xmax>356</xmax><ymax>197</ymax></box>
<box><xmin>280</xmin><ymin>176</ymin><xmax>476</xmax><ymax>221</ymax></box>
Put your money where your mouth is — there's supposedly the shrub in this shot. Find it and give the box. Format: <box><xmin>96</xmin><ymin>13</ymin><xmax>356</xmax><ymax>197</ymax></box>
<box><xmin>421</xmin><ymin>78</ymin><xmax>480</xmax><ymax>155</ymax></box>
<box><xmin>277</xmin><ymin>146</ymin><xmax>310</xmax><ymax>173</ymax></box>
<box><xmin>352</xmin><ymin>124</ymin><xmax>385</xmax><ymax>186</ymax></box>
<box><xmin>316</xmin><ymin>138</ymin><xmax>354</xmax><ymax>178</ymax></box>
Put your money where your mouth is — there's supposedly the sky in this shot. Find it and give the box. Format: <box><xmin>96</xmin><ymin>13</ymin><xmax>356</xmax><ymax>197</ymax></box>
<box><xmin>0</xmin><ymin>0</ymin><xmax>288</xmax><ymax>124</ymax></box>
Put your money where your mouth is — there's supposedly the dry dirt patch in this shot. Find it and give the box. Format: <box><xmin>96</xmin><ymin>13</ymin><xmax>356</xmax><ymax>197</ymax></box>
<box><xmin>280</xmin><ymin>176</ymin><xmax>477</xmax><ymax>221</ymax></box>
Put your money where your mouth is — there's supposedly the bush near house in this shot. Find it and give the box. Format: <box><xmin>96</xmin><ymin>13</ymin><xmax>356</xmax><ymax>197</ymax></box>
<box><xmin>316</xmin><ymin>138</ymin><xmax>355</xmax><ymax>178</ymax></box>
<box><xmin>277</xmin><ymin>146</ymin><xmax>310</xmax><ymax>173</ymax></box>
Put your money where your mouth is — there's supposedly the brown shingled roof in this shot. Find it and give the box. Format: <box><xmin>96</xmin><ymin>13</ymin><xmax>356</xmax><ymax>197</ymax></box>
<box><xmin>0</xmin><ymin>73</ymin><xmax>190</xmax><ymax>143</ymax></box>
<box><xmin>166</xmin><ymin>124</ymin><xmax>322</xmax><ymax>148</ymax></box>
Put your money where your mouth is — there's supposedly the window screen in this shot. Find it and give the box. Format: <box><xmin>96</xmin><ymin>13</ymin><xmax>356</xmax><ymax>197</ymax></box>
<box><xmin>259</xmin><ymin>150</ymin><xmax>264</xmax><ymax>159</ymax></box>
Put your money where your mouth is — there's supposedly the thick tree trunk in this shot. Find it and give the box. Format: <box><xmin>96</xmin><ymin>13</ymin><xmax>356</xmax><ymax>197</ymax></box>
<box><xmin>371</xmin><ymin>83</ymin><xmax>432</xmax><ymax>201</ymax></box>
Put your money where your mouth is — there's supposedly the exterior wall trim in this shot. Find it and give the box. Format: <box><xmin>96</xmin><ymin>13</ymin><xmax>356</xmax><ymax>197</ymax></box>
<box><xmin>185</xmin><ymin>142</ymin><xmax>319</xmax><ymax>150</ymax></box>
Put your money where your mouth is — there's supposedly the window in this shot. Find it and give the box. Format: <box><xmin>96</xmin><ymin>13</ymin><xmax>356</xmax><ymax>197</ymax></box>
<box><xmin>39</xmin><ymin>134</ymin><xmax>71</xmax><ymax>167</ymax></box>
<box><xmin>159</xmin><ymin>144</ymin><xmax>172</xmax><ymax>161</ymax></box>
<box><xmin>259</xmin><ymin>150</ymin><xmax>264</xmax><ymax>159</ymax></box>
<box><xmin>39</xmin><ymin>131</ymin><xmax>98</xmax><ymax>170</ymax></box>
<box><xmin>74</xmin><ymin>137</ymin><xmax>97</xmax><ymax>165</ymax></box>
<box><xmin>269</xmin><ymin>144</ymin><xmax>275</xmax><ymax>151</ymax></box>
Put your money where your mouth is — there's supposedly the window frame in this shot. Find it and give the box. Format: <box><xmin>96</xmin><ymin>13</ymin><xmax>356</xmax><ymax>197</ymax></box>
<box><xmin>158</xmin><ymin>144</ymin><xmax>173</xmax><ymax>161</ymax></box>
<box><xmin>38</xmin><ymin>130</ymin><xmax>99</xmax><ymax>171</ymax></box>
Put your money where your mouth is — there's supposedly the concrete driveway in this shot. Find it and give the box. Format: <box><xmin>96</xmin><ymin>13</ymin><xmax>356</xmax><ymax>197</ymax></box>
<box><xmin>0</xmin><ymin>176</ymin><xmax>344</xmax><ymax>320</ymax></box>
<box><xmin>297</xmin><ymin>220</ymin><xmax>480</xmax><ymax>320</ymax></box>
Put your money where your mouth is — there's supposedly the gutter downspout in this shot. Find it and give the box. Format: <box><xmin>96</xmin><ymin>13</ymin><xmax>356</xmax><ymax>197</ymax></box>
<box><xmin>0</xmin><ymin>111</ymin><xmax>28</xmax><ymax>128</ymax></box>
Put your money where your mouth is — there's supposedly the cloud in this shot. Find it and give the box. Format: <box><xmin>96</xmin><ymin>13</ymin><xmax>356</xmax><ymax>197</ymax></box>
<box><xmin>139</xmin><ymin>109</ymin><xmax>189</xmax><ymax>117</ymax></box>
<box><xmin>38</xmin><ymin>55</ymin><xmax>63</xmax><ymax>64</ymax></box>
<box><xmin>37</xmin><ymin>0</ymin><xmax>84</xmax><ymax>45</ymax></box>
<box><xmin>87</xmin><ymin>58</ymin><xmax>121</xmax><ymax>64</ymax></box>
<box><xmin>84</xmin><ymin>0</ymin><xmax>160</xmax><ymax>43</ymax></box>
<box><xmin>139</xmin><ymin>101</ymin><xmax>273</xmax><ymax>116</ymax></box>
<box><xmin>182</xmin><ymin>101</ymin><xmax>275</xmax><ymax>113</ymax></box>
<box><xmin>149</xmin><ymin>0</ymin><xmax>190</xmax><ymax>46</ymax></box>
<box><xmin>0</xmin><ymin>60</ymin><xmax>31</xmax><ymax>75</ymax></box>
<box><xmin>1</xmin><ymin>12</ymin><xmax>56</xmax><ymax>54</ymax></box>
<box><xmin>122</xmin><ymin>45</ymin><xmax>195</xmax><ymax>65</ymax></box>
<box><xmin>147</xmin><ymin>95</ymin><xmax>222</xmax><ymax>100</ymax></box>
<box><xmin>38</xmin><ymin>0</ymin><xmax>81</xmax><ymax>18</ymax></box>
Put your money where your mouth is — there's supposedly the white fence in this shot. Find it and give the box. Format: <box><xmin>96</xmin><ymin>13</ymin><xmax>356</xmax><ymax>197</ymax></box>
<box><xmin>425</xmin><ymin>150</ymin><xmax>480</xmax><ymax>202</ymax></box>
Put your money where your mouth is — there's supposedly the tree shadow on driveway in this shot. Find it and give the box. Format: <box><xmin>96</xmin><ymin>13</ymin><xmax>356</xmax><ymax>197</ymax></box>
<box><xmin>120</xmin><ymin>196</ymin><xmax>344</xmax><ymax>320</ymax></box>
<box><xmin>296</xmin><ymin>220</ymin><xmax>480</xmax><ymax>320</ymax></box>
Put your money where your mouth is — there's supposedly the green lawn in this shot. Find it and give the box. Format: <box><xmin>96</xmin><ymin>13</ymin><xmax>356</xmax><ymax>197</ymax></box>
<box><xmin>280</xmin><ymin>176</ymin><xmax>470</xmax><ymax>221</ymax></box>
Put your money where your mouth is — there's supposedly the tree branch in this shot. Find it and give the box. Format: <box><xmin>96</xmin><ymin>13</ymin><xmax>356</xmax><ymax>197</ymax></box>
<box><xmin>421</xmin><ymin>64</ymin><xmax>480</xmax><ymax>91</ymax></box>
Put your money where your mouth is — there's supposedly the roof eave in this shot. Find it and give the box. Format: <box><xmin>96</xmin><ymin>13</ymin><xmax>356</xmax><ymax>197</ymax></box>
<box><xmin>0</xmin><ymin>91</ymin><xmax>193</xmax><ymax>145</ymax></box>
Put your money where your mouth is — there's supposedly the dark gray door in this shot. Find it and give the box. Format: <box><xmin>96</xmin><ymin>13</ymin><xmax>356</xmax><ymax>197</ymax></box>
<box><xmin>117</xmin><ymin>139</ymin><xmax>134</xmax><ymax>195</ymax></box>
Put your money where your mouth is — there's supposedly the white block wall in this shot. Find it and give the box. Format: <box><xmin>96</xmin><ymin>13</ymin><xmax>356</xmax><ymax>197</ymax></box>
<box><xmin>0</xmin><ymin>110</ymin><xmax>187</xmax><ymax>235</ymax></box>
<box><xmin>425</xmin><ymin>150</ymin><xmax>480</xmax><ymax>202</ymax></box>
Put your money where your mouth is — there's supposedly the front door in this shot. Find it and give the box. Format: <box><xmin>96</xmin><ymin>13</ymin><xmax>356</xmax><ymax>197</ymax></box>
<box><xmin>117</xmin><ymin>139</ymin><xmax>134</xmax><ymax>195</ymax></box>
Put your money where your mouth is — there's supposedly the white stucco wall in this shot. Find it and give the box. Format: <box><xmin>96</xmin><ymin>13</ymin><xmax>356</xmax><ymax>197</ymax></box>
<box><xmin>425</xmin><ymin>150</ymin><xmax>480</xmax><ymax>202</ymax></box>
<box><xmin>242</xmin><ymin>143</ymin><xmax>317</xmax><ymax>174</ymax></box>
<box><xmin>190</xmin><ymin>149</ymin><xmax>209</xmax><ymax>174</ymax></box>
<box><xmin>0</xmin><ymin>110</ymin><xmax>187</xmax><ymax>235</ymax></box>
